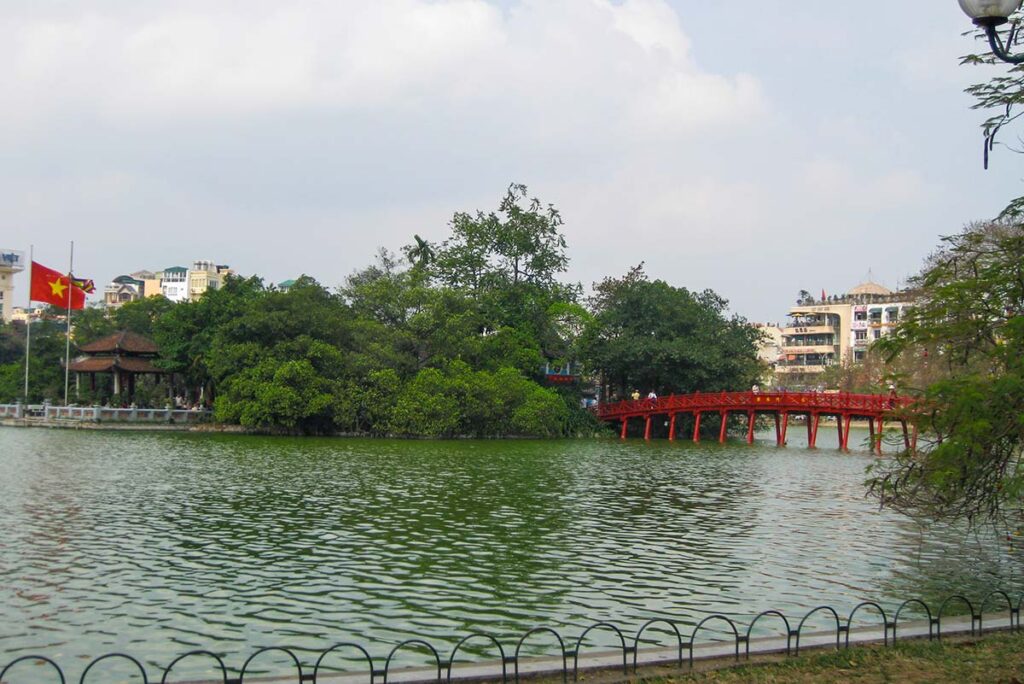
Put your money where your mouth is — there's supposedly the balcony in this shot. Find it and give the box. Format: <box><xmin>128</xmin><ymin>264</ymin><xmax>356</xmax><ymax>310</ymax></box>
<box><xmin>782</xmin><ymin>324</ymin><xmax>837</xmax><ymax>336</ymax></box>
<box><xmin>780</xmin><ymin>345</ymin><xmax>837</xmax><ymax>355</ymax></box>
<box><xmin>776</xmin><ymin>364</ymin><xmax>827</xmax><ymax>374</ymax></box>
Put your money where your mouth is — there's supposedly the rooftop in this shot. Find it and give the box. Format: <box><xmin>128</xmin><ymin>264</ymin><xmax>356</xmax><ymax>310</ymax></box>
<box><xmin>78</xmin><ymin>330</ymin><xmax>160</xmax><ymax>355</ymax></box>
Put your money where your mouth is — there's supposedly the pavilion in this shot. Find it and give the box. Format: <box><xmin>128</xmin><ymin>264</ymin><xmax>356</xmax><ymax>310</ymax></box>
<box><xmin>69</xmin><ymin>331</ymin><xmax>168</xmax><ymax>397</ymax></box>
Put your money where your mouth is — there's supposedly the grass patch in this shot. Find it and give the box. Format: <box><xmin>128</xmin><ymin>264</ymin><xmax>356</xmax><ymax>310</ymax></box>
<box><xmin>641</xmin><ymin>630</ymin><xmax>1024</xmax><ymax>683</ymax></box>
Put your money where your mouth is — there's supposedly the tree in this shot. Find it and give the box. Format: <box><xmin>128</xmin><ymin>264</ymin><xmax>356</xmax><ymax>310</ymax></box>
<box><xmin>579</xmin><ymin>265</ymin><xmax>763</xmax><ymax>399</ymax></box>
<box><xmin>962</xmin><ymin>9</ymin><xmax>1024</xmax><ymax>214</ymax></box>
<box><xmin>432</xmin><ymin>183</ymin><xmax>568</xmax><ymax>292</ymax></box>
<box><xmin>868</xmin><ymin>220</ymin><xmax>1024</xmax><ymax>525</ymax></box>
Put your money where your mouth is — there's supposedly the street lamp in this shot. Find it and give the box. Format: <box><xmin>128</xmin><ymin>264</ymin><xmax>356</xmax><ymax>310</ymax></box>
<box><xmin>960</xmin><ymin>0</ymin><xmax>1024</xmax><ymax>63</ymax></box>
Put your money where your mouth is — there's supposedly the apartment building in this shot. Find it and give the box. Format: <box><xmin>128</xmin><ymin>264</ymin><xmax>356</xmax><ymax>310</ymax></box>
<box><xmin>775</xmin><ymin>281</ymin><xmax>914</xmax><ymax>385</ymax></box>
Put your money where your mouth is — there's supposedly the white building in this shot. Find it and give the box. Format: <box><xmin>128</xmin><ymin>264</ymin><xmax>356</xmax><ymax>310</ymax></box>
<box><xmin>160</xmin><ymin>266</ymin><xmax>189</xmax><ymax>303</ymax></box>
<box><xmin>0</xmin><ymin>249</ymin><xmax>26</xmax><ymax>323</ymax></box>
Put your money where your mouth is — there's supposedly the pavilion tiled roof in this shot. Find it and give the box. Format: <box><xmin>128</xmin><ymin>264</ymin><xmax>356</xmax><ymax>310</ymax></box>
<box><xmin>78</xmin><ymin>331</ymin><xmax>160</xmax><ymax>355</ymax></box>
<box><xmin>68</xmin><ymin>356</ymin><xmax>166</xmax><ymax>374</ymax></box>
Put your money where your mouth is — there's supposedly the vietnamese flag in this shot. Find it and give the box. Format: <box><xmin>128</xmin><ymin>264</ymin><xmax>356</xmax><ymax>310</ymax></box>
<box><xmin>30</xmin><ymin>261</ymin><xmax>86</xmax><ymax>309</ymax></box>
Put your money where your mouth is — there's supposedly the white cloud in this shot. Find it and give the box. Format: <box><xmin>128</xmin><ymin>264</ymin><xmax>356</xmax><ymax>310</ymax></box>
<box><xmin>0</xmin><ymin>0</ymin><xmax>764</xmax><ymax>140</ymax></box>
<box><xmin>0</xmin><ymin>0</ymin><xmax>1000</xmax><ymax>323</ymax></box>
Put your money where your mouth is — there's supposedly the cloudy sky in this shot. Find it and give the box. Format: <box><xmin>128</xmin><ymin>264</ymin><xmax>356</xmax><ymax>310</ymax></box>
<box><xmin>2</xmin><ymin>0</ymin><xmax>1021</xmax><ymax>322</ymax></box>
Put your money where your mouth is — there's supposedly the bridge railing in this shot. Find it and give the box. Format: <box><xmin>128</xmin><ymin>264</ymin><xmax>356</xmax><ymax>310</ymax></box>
<box><xmin>596</xmin><ymin>391</ymin><xmax>914</xmax><ymax>420</ymax></box>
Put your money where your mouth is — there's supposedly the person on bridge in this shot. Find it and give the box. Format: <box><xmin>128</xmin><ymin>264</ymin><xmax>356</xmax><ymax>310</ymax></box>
<box><xmin>647</xmin><ymin>390</ymin><xmax>658</xmax><ymax>405</ymax></box>
<box><xmin>631</xmin><ymin>389</ymin><xmax>641</xmax><ymax>401</ymax></box>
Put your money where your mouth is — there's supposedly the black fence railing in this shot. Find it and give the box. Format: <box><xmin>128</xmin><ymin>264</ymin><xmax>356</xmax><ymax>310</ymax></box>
<box><xmin>1</xmin><ymin>590</ymin><xmax>1020</xmax><ymax>684</ymax></box>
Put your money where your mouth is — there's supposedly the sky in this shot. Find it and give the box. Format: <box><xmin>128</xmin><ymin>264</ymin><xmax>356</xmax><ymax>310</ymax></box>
<box><xmin>2</xmin><ymin>0</ymin><xmax>1022</xmax><ymax>322</ymax></box>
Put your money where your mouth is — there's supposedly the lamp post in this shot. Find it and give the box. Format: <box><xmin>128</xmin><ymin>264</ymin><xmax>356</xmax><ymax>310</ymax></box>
<box><xmin>960</xmin><ymin>0</ymin><xmax>1024</xmax><ymax>62</ymax></box>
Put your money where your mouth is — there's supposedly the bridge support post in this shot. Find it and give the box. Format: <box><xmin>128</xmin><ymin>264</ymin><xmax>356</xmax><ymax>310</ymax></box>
<box><xmin>644</xmin><ymin>415</ymin><xmax>652</xmax><ymax>441</ymax></box>
<box><xmin>620</xmin><ymin>417</ymin><xmax>628</xmax><ymax>440</ymax></box>
<box><xmin>779</xmin><ymin>412</ymin><xmax>789</xmax><ymax>447</ymax></box>
<box><xmin>669</xmin><ymin>413</ymin><xmax>677</xmax><ymax>442</ymax></box>
<box><xmin>836</xmin><ymin>414</ymin><xmax>843</xmax><ymax>448</ymax></box>
<box><xmin>719</xmin><ymin>411</ymin><xmax>728</xmax><ymax>444</ymax></box>
<box><xmin>693</xmin><ymin>411</ymin><xmax>702</xmax><ymax>443</ymax></box>
<box><xmin>842</xmin><ymin>414</ymin><xmax>852</xmax><ymax>451</ymax></box>
<box><xmin>746</xmin><ymin>411</ymin><xmax>755</xmax><ymax>444</ymax></box>
<box><xmin>809</xmin><ymin>413</ymin><xmax>820</xmax><ymax>449</ymax></box>
<box><xmin>874</xmin><ymin>416</ymin><xmax>884</xmax><ymax>455</ymax></box>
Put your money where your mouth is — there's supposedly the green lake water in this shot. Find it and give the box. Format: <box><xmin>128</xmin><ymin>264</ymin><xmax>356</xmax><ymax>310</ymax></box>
<box><xmin>0</xmin><ymin>426</ymin><xmax>1020</xmax><ymax>680</ymax></box>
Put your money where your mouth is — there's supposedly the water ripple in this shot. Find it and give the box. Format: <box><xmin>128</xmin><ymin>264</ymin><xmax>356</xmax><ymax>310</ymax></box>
<box><xmin>0</xmin><ymin>429</ymin><xmax>1020</xmax><ymax>680</ymax></box>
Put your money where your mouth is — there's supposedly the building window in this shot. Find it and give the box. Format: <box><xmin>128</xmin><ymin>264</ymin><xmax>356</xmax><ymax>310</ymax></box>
<box><xmin>854</xmin><ymin>311</ymin><xmax>867</xmax><ymax>321</ymax></box>
<box><xmin>855</xmin><ymin>330</ymin><xmax>867</xmax><ymax>341</ymax></box>
<box><xmin>873</xmin><ymin>329</ymin><xmax>881</xmax><ymax>340</ymax></box>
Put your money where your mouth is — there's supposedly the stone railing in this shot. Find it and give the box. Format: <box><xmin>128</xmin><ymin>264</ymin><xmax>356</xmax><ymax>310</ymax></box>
<box><xmin>0</xmin><ymin>402</ymin><xmax>211</xmax><ymax>423</ymax></box>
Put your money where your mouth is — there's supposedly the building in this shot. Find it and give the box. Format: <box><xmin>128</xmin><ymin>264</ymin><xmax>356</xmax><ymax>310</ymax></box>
<box><xmin>11</xmin><ymin>306</ymin><xmax>41</xmax><ymax>323</ymax></box>
<box><xmin>104</xmin><ymin>275</ymin><xmax>145</xmax><ymax>309</ymax></box>
<box><xmin>188</xmin><ymin>260</ymin><xmax>232</xmax><ymax>301</ymax></box>
<box><xmin>753</xmin><ymin>323</ymin><xmax>784</xmax><ymax>380</ymax></box>
<box><xmin>113</xmin><ymin>261</ymin><xmax>235</xmax><ymax>305</ymax></box>
<box><xmin>0</xmin><ymin>249</ymin><xmax>26</xmax><ymax>323</ymax></box>
<box><xmin>160</xmin><ymin>266</ymin><xmax>189</xmax><ymax>303</ymax></box>
<box><xmin>775</xmin><ymin>281</ymin><xmax>914</xmax><ymax>385</ymax></box>
<box><xmin>130</xmin><ymin>270</ymin><xmax>163</xmax><ymax>299</ymax></box>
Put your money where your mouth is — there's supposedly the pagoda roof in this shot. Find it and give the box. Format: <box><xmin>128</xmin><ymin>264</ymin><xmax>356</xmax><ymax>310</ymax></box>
<box><xmin>68</xmin><ymin>356</ymin><xmax>166</xmax><ymax>374</ymax></box>
<box><xmin>78</xmin><ymin>331</ymin><xmax>160</xmax><ymax>355</ymax></box>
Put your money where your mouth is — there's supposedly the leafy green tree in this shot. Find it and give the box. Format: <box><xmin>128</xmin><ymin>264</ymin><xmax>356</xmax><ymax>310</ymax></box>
<box><xmin>868</xmin><ymin>221</ymin><xmax>1024</xmax><ymax>524</ymax></box>
<box><xmin>72</xmin><ymin>306</ymin><xmax>115</xmax><ymax>345</ymax></box>
<box><xmin>113</xmin><ymin>296</ymin><xmax>174</xmax><ymax>337</ymax></box>
<box><xmin>579</xmin><ymin>264</ymin><xmax>762</xmax><ymax>398</ymax></box>
<box><xmin>433</xmin><ymin>183</ymin><xmax>567</xmax><ymax>291</ymax></box>
<box><xmin>0</xmin><ymin>318</ymin><xmax>67</xmax><ymax>402</ymax></box>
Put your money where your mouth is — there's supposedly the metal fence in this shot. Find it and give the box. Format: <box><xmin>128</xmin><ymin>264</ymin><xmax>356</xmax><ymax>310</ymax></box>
<box><xmin>1</xmin><ymin>590</ymin><xmax>1020</xmax><ymax>684</ymax></box>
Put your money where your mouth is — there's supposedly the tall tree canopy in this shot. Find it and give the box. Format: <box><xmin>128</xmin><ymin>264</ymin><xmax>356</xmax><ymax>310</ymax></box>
<box><xmin>869</xmin><ymin>220</ymin><xmax>1024</xmax><ymax>525</ymax></box>
<box><xmin>579</xmin><ymin>264</ymin><xmax>763</xmax><ymax>398</ymax></box>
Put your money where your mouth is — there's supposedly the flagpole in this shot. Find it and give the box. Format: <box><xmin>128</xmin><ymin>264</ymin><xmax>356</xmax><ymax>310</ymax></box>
<box><xmin>64</xmin><ymin>241</ymin><xmax>73</xmax><ymax>406</ymax></box>
<box><xmin>23</xmin><ymin>245</ymin><xmax>33</xmax><ymax>401</ymax></box>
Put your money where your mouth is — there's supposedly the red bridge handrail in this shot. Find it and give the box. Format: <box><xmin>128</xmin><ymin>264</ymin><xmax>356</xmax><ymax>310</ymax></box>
<box><xmin>596</xmin><ymin>391</ymin><xmax>914</xmax><ymax>420</ymax></box>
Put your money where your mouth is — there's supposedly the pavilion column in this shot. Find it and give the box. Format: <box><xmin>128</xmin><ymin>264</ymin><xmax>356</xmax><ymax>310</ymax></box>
<box><xmin>113</xmin><ymin>371</ymin><xmax>121</xmax><ymax>396</ymax></box>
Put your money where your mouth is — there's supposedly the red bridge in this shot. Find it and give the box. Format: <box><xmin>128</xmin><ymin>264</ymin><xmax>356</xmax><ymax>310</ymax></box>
<box><xmin>596</xmin><ymin>391</ymin><xmax>916</xmax><ymax>453</ymax></box>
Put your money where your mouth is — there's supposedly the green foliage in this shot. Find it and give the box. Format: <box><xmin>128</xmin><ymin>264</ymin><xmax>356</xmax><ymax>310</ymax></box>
<box><xmin>579</xmin><ymin>264</ymin><xmax>762</xmax><ymax>398</ymax></box>
<box><xmin>0</xmin><ymin>185</ymin><xmax>754</xmax><ymax>439</ymax></box>
<box><xmin>868</xmin><ymin>221</ymin><xmax>1024</xmax><ymax>524</ymax></box>
<box><xmin>432</xmin><ymin>183</ymin><xmax>567</xmax><ymax>292</ymax></box>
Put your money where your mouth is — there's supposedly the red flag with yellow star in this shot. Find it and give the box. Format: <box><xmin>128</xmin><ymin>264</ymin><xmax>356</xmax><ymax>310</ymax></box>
<box><xmin>30</xmin><ymin>261</ymin><xmax>86</xmax><ymax>309</ymax></box>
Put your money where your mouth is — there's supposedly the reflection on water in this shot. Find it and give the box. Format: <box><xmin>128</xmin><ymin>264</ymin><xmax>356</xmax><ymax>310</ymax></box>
<box><xmin>0</xmin><ymin>428</ymin><xmax>1020</xmax><ymax>676</ymax></box>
